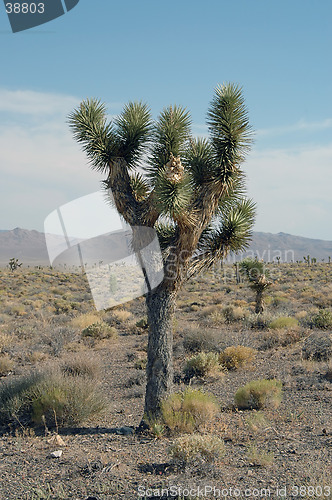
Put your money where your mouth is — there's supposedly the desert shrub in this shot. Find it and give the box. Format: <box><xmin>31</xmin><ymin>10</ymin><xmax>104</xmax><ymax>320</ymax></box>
<box><xmin>269</xmin><ymin>316</ymin><xmax>299</xmax><ymax>330</ymax></box>
<box><xmin>184</xmin><ymin>352</ymin><xmax>224</xmax><ymax>379</ymax></box>
<box><xmin>111</xmin><ymin>309</ymin><xmax>132</xmax><ymax>322</ymax></box>
<box><xmin>199</xmin><ymin>305</ymin><xmax>222</xmax><ymax>318</ymax></box>
<box><xmin>161</xmin><ymin>389</ymin><xmax>219</xmax><ymax>433</ymax></box>
<box><xmin>183</xmin><ymin>329</ymin><xmax>219</xmax><ymax>353</ymax></box>
<box><xmin>136</xmin><ymin>317</ymin><xmax>149</xmax><ymax>329</ymax></box>
<box><xmin>27</xmin><ymin>351</ymin><xmax>49</xmax><ymax>364</ymax></box>
<box><xmin>60</xmin><ymin>352</ymin><xmax>101</xmax><ymax>378</ymax></box>
<box><xmin>272</xmin><ymin>295</ymin><xmax>288</xmax><ymax>307</ymax></box>
<box><xmin>134</xmin><ymin>358</ymin><xmax>147</xmax><ymax>370</ymax></box>
<box><xmin>0</xmin><ymin>355</ymin><xmax>14</xmax><ymax>376</ymax></box>
<box><xmin>295</xmin><ymin>310</ymin><xmax>308</xmax><ymax>321</ymax></box>
<box><xmin>311</xmin><ymin>309</ymin><xmax>332</xmax><ymax>330</ymax></box>
<box><xmin>219</xmin><ymin>345</ymin><xmax>256</xmax><ymax>370</ymax></box>
<box><xmin>0</xmin><ymin>333</ymin><xmax>12</xmax><ymax>353</ymax></box>
<box><xmin>260</xmin><ymin>329</ymin><xmax>303</xmax><ymax>350</ymax></box>
<box><xmin>235</xmin><ymin>379</ymin><xmax>282</xmax><ymax>410</ymax></box>
<box><xmin>245</xmin><ymin>312</ymin><xmax>275</xmax><ymax>329</ymax></box>
<box><xmin>0</xmin><ymin>369</ymin><xmax>108</xmax><ymax>428</ymax></box>
<box><xmin>71</xmin><ymin>312</ymin><xmax>101</xmax><ymax>330</ymax></box>
<box><xmin>246</xmin><ymin>411</ymin><xmax>270</xmax><ymax>433</ymax></box>
<box><xmin>302</xmin><ymin>333</ymin><xmax>332</xmax><ymax>361</ymax></box>
<box><xmin>81</xmin><ymin>322</ymin><xmax>118</xmax><ymax>340</ymax></box>
<box><xmin>169</xmin><ymin>433</ymin><xmax>225</xmax><ymax>464</ymax></box>
<box><xmin>246</xmin><ymin>444</ymin><xmax>274</xmax><ymax>466</ymax></box>
<box><xmin>222</xmin><ymin>305</ymin><xmax>246</xmax><ymax>323</ymax></box>
<box><xmin>53</xmin><ymin>299</ymin><xmax>73</xmax><ymax>315</ymax></box>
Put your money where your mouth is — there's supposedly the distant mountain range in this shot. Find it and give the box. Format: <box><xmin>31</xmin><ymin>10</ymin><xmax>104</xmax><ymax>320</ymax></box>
<box><xmin>0</xmin><ymin>227</ymin><xmax>332</xmax><ymax>267</ymax></box>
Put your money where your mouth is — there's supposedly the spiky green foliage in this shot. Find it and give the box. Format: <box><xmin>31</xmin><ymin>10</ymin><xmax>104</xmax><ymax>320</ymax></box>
<box><xmin>190</xmin><ymin>198</ymin><xmax>256</xmax><ymax>276</ymax></box>
<box><xmin>69</xmin><ymin>83</ymin><xmax>255</xmax><ymax>281</ymax></box>
<box><xmin>114</xmin><ymin>101</ymin><xmax>152</xmax><ymax>168</ymax></box>
<box><xmin>68</xmin><ymin>99</ymin><xmax>117</xmax><ymax>173</ymax></box>
<box><xmin>155</xmin><ymin>223</ymin><xmax>178</xmax><ymax>251</ymax></box>
<box><xmin>240</xmin><ymin>258</ymin><xmax>271</xmax><ymax>291</ymax></box>
<box><xmin>147</xmin><ymin>105</ymin><xmax>192</xmax><ymax>180</ymax></box>
<box><xmin>184</xmin><ymin>137</ymin><xmax>214</xmax><ymax>185</ymax></box>
<box><xmin>130</xmin><ymin>172</ymin><xmax>150</xmax><ymax>201</ymax></box>
<box><xmin>207</xmin><ymin>83</ymin><xmax>253</xmax><ymax>183</ymax></box>
<box><xmin>154</xmin><ymin>167</ymin><xmax>193</xmax><ymax>218</ymax></box>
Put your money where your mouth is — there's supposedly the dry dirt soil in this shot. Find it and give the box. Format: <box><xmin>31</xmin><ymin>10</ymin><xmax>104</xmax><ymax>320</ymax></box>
<box><xmin>0</xmin><ymin>262</ymin><xmax>331</xmax><ymax>499</ymax></box>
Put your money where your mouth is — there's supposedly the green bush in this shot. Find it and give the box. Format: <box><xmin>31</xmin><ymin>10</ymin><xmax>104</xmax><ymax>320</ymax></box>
<box><xmin>235</xmin><ymin>379</ymin><xmax>282</xmax><ymax>410</ymax></box>
<box><xmin>81</xmin><ymin>322</ymin><xmax>117</xmax><ymax>340</ymax></box>
<box><xmin>219</xmin><ymin>345</ymin><xmax>256</xmax><ymax>370</ymax></box>
<box><xmin>169</xmin><ymin>433</ymin><xmax>225</xmax><ymax>464</ymax></box>
<box><xmin>0</xmin><ymin>369</ymin><xmax>109</xmax><ymax>428</ymax></box>
<box><xmin>311</xmin><ymin>309</ymin><xmax>332</xmax><ymax>330</ymax></box>
<box><xmin>269</xmin><ymin>316</ymin><xmax>299</xmax><ymax>330</ymax></box>
<box><xmin>184</xmin><ymin>352</ymin><xmax>224</xmax><ymax>379</ymax></box>
<box><xmin>161</xmin><ymin>388</ymin><xmax>220</xmax><ymax>433</ymax></box>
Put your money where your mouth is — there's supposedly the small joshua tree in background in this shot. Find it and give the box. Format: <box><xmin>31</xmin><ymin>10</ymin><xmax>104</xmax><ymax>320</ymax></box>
<box><xmin>240</xmin><ymin>258</ymin><xmax>272</xmax><ymax>314</ymax></box>
<box><xmin>8</xmin><ymin>258</ymin><xmax>22</xmax><ymax>272</ymax></box>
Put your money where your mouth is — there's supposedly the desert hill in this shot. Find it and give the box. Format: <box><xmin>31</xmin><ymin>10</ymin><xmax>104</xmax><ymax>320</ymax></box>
<box><xmin>0</xmin><ymin>227</ymin><xmax>332</xmax><ymax>266</ymax></box>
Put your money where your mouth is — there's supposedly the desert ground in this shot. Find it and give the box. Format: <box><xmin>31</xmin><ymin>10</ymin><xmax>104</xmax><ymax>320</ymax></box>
<box><xmin>0</xmin><ymin>261</ymin><xmax>331</xmax><ymax>499</ymax></box>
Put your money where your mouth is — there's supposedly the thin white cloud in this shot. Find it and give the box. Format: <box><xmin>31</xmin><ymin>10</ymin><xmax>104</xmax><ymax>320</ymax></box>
<box><xmin>256</xmin><ymin>118</ymin><xmax>332</xmax><ymax>138</ymax></box>
<box><xmin>0</xmin><ymin>89</ymin><xmax>80</xmax><ymax>115</ymax></box>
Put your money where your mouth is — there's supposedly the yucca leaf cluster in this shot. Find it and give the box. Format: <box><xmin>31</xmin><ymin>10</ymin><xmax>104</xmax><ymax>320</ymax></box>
<box><xmin>68</xmin><ymin>83</ymin><xmax>256</xmax><ymax>285</ymax></box>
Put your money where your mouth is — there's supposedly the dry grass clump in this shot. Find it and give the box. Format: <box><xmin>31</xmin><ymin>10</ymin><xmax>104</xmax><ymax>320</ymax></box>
<box><xmin>269</xmin><ymin>316</ymin><xmax>299</xmax><ymax>330</ymax></box>
<box><xmin>246</xmin><ymin>444</ymin><xmax>274</xmax><ymax>466</ymax></box>
<box><xmin>219</xmin><ymin>345</ymin><xmax>256</xmax><ymax>370</ymax></box>
<box><xmin>302</xmin><ymin>333</ymin><xmax>332</xmax><ymax>361</ymax></box>
<box><xmin>81</xmin><ymin>321</ymin><xmax>118</xmax><ymax>340</ymax></box>
<box><xmin>71</xmin><ymin>312</ymin><xmax>101</xmax><ymax>330</ymax></box>
<box><xmin>246</xmin><ymin>411</ymin><xmax>270</xmax><ymax>433</ymax></box>
<box><xmin>60</xmin><ymin>352</ymin><xmax>102</xmax><ymax>378</ymax></box>
<box><xmin>245</xmin><ymin>312</ymin><xmax>275</xmax><ymax>329</ymax></box>
<box><xmin>0</xmin><ymin>355</ymin><xmax>14</xmax><ymax>376</ymax></box>
<box><xmin>161</xmin><ymin>389</ymin><xmax>220</xmax><ymax>433</ymax></box>
<box><xmin>27</xmin><ymin>351</ymin><xmax>50</xmax><ymax>364</ymax></box>
<box><xmin>222</xmin><ymin>305</ymin><xmax>247</xmax><ymax>323</ymax></box>
<box><xmin>295</xmin><ymin>310</ymin><xmax>308</xmax><ymax>321</ymax></box>
<box><xmin>184</xmin><ymin>352</ymin><xmax>224</xmax><ymax>379</ymax></box>
<box><xmin>235</xmin><ymin>379</ymin><xmax>282</xmax><ymax>410</ymax></box>
<box><xmin>0</xmin><ymin>368</ymin><xmax>109</xmax><ymax>428</ymax></box>
<box><xmin>110</xmin><ymin>309</ymin><xmax>132</xmax><ymax>323</ymax></box>
<box><xmin>169</xmin><ymin>433</ymin><xmax>225</xmax><ymax>464</ymax></box>
<box><xmin>199</xmin><ymin>304</ymin><xmax>223</xmax><ymax>318</ymax></box>
<box><xmin>0</xmin><ymin>333</ymin><xmax>12</xmax><ymax>353</ymax></box>
<box><xmin>183</xmin><ymin>328</ymin><xmax>219</xmax><ymax>353</ymax></box>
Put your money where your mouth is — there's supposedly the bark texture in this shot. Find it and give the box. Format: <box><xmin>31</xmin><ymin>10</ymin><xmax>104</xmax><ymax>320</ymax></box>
<box><xmin>143</xmin><ymin>286</ymin><xmax>176</xmax><ymax>420</ymax></box>
<box><xmin>255</xmin><ymin>289</ymin><xmax>264</xmax><ymax>314</ymax></box>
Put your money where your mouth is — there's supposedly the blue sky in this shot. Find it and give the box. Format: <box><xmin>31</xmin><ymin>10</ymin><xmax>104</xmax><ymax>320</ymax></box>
<box><xmin>1</xmin><ymin>0</ymin><xmax>331</xmax><ymax>240</ymax></box>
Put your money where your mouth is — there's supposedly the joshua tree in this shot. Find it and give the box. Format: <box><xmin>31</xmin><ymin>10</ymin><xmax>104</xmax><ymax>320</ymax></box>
<box><xmin>69</xmin><ymin>83</ymin><xmax>256</xmax><ymax>421</ymax></box>
<box><xmin>8</xmin><ymin>257</ymin><xmax>22</xmax><ymax>271</ymax></box>
<box><xmin>240</xmin><ymin>258</ymin><xmax>272</xmax><ymax>314</ymax></box>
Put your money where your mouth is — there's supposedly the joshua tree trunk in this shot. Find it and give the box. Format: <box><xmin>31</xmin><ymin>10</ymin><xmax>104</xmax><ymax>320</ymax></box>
<box><xmin>255</xmin><ymin>288</ymin><xmax>264</xmax><ymax>314</ymax></box>
<box><xmin>143</xmin><ymin>285</ymin><xmax>176</xmax><ymax>422</ymax></box>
